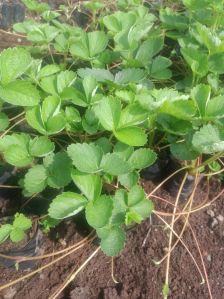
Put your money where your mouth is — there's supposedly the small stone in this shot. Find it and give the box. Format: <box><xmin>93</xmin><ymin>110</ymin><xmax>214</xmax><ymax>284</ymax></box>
<box><xmin>207</xmin><ymin>254</ymin><xmax>212</xmax><ymax>262</ymax></box>
<box><xmin>207</xmin><ymin>210</ymin><xmax>215</xmax><ymax>217</ymax></box>
<box><xmin>217</xmin><ymin>215</ymin><xmax>224</xmax><ymax>222</ymax></box>
<box><xmin>211</xmin><ymin>218</ymin><xmax>218</xmax><ymax>228</ymax></box>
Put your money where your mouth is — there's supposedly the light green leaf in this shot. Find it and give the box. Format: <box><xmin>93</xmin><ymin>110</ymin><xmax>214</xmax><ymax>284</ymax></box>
<box><xmin>85</xmin><ymin>195</ymin><xmax>113</xmax><ymax>228</ymax></box>
<box><xmin>0</xmin><ymin>224</ymin><xmax>12</xmax><ymax>243</ymax></box>
<box><xmin>0</xmin><ymin>112</ymin><xmax>9</xmax><ymax>131</ymax></box>
<box><xmin>160</xmin><ymin>100</ymin><xmax>196</xmax><ymax>120</ymax></box>
<box><xmin>114</xmin><ymin>127</ymin><xmax>147</xmax><ymax>146</ymax></box>
<box><xmin>94</xmin><ymin>97</ymin><xmax>121</xmax><ymax>131</ymax></box>
<box><xmin>127</xmin><ymin>185</ymin><xmax>145</xmax><ymax>206</ymax></box>
<box><xmin>136</xmin><ymin>36</ymin><xmax>164</xmax><ymax>63</ymax></box>
<box><xmin>29</xmin><ymin>136</ymin><xmax>55</xmax><ymax>157</ymax></box>
<box><xmin>0</xmin><ymin>80</ymin><xmax>40</xmax><ymax>106</ymax></box>
<box><xmin>181</xmin><ymin>47</ymin><xmax>208</xmax><ymax>77</ymax></box>
<box><xmin>10</xmin><ymin>228</ymin><xmax>25</xmax><ymax>243</ymax></box>
<box><xmin>101</xmin><ymin>153</ymin><xmax>131</xmax><ymax>176</ymax></box>
<box><xmin>78</xmin><ymin>68</ymin><xmax>114</xmax><ymax>82</ymax></box>
<box><xmin>0</xmin><ymin>47</ymin><xmax>32</xmax><ymax>84</ymax></box>
<box><xmin>192</xmin><ymin>124</ymin><xmax>224</xmax><ymax>154</ymax></box>
<box><xmin>71</xmin><ymin>169</ymin><xmax>102</xmax><ymax>201</ymax></box>
<box><xmin>129</xmin><ymin>148</ymin><xmax>157</xmax><ymax>170</ymax></box>
<box><xmin>4</xmin><ymin>144</ymin><xmax>32</xmax><ymax>167</ymax></box>
<box><xmin>114</xmin><ymin>142</ymin><xmax>134</xmax><ymax>160</ymax></box>
<box><xmin>13</xmin><ymin>213</ymin><xmax>32</xmax><ymax>231</ymax></box>
<box><xmin>206</xmin><ymin>95</ymin><xmax>224</xmax><ymax>119</ymax></box>
<box><xmin>39</xmin><ymin>64</ymin><xmax>61</xmax><ymax>78</ymax></box>
<box><xmin>118</xmin><ymin>171</ymin><xmax>139</xmax><ymax>189</ymax></box>
<box><xmin>24</xmin><ymin>165</ymin><xmax>48</xmax><ymax>193</ymax></box>
<box><xmin>67</xmin><ymin>143</ymin><xmax>103</xmax><ymax>173</ymax></box>
<box><xmin>170</xmin><ymin>142</ymin><xmax>199</xmax><ymax>161</ymax></box>
<box><xmin>100</xmin><ymin>226</ymin><xmax>125</xmax><ymax>256</ymax></box>
<box><xmin>57</xmin><ymin>70</ymin><xmax>76</xmax><ymax>94</ymax></box>
<box><xmin>49</xmin><ymin>192</ymin><xmax>87</xmax><ymax>219</ymax></box>
<box><xmin>150</xmin><ymin>56</ymin><xmax>172</xmax><ymax>79</ymax></box>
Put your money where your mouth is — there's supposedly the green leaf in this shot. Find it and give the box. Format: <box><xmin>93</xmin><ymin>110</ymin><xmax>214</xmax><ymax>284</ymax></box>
<box><xmin>206</xmin><ymin>95</ymin><xmax>224</xmax><ymax>119</ymax></box>
<box><xmin>209</xmin><ymin>53</ymin><xmax>224</xmax><ymax>74</ymax></box>
<box><xmin>114</xmin><ymin>127</ymin><xmax>147</xmax><ymax>146</ymax></box>
<box><xmin>114</xmin><ymin>142</ymin><xmax>134</xmax><ymax>160</ymax></box>
<box><xmin>4</xmin><ymin>144</ymin><xmax>32</xmax><ymax>167</ymax></box>
<box><xmin>192</xmin><ymin>124</ymin><xmax>224</xmax><ymax>154</ymax></box>
<box><xmin>114</xmin><ymin>68</ymin><xmax>146</xmax><ymax>85</ymax></box>
<box><xmin>21</xmin><ymin>0</ymin><xmax>49</xmax><ymax>12</ymax></box>
<box><xmin>0</xmin><ymin>133</ymin><xmax>30</xmax><ymax>152</ymax></box>
<box><xmin>118</xmin><ymin>172</ymin><xmax>139</xmax><ymax>189</ymax></box>
<box><xmin>119</xmin><ymin>104</ymin><xmax>148</xmax><ymax>128</ymax></box>
<box><xmin>191</xmin><ymin>84</ymin><xmax>211</xmax><ymax>117</ymax></box>
<box><xmin>29</xmin><ymin>136</ymin><xmax>55</xmax><ymax>157</ymax></box>
<box><xmin>47</xmin><ymin>152</ymin><xmax>72</xmax><ymax>188</ymax></box>
<box><xmin>160</xmin><ymin>8</ymin><xmax>188</xmax><ymax>30</ymax></box>
<box><xmin>13</xmin><ymin>213</ymin><xmax>32</xmax><ymax>231</ymax></box>
<box><xmin>101</xmin><ymin>153</ymin><xmax>131</xmax><ymax>176</ymax></box>
<box><xmin>0</xmin><ymin>80</ymin><xmax>40</xmax><ymax>106</ymax></box>
<box><xmin>10</xmin><ymin>228</ymin><xmax>25</xmax><ymax>243</ymax></box>
<box><xmin>127</xmin><ymin>185</ymin><xmax>145</xmax><ymax>206</ymax></box>
<box><xmin>94</xmin><ymin>97</ymin><xmax>121</xmax><ymax>131</ymax></box>
<box><xmin>0</xmin><ymin>47</ymin><xmax>32</xmax><ymax>84</ymax></box>
<box><xmin>136</xmin><ymin>36</ymin><xmax>164</xmax><ymax>63</ymax></box>
<box><xmin>78</xmin><ymin>68</ymin><xmax>114</xmax><ymax>82</ymax></box>
<box><xmin>67</xmin><ymin>143</ymin><xmax>103</xmax><ymax>173</ymax></box>
<box><xmin>129</xmin><ymin>148</ymin><xmax>157</xmax><ymax>170</ymax></box>
<box><xmin>39</xmin><ymin>64</ymin><xmax>61</xmax><ymax>78</ymax></box>
<box><xmin>100</xmin><ymin>226</ymin><xmax>125</xmax><ymax>256</ymax></box>
<box><xmin>157</xmin><ymin>114</ymin><xmax>192</xmax><ymax>136</ymax></box>
<box><xmin>170</xmin><ymin>140</ymin><xmax>199</xmax><ymax>161</ymax></box>
<box><xmin>150</xmin><ymin>56</ymin><xmax>172</xmax><ymax>79</ymax></box>
<box><xmin>57</xmin><ymin>70</ymin><xmax>76</xmax><ymax>94</ymax></box>
<box><xmin>24</xmin><ymin>165</ymin><xmax>48</xmax><ymax>193</ymax></box>
<box><xmin>0</xmin><ymin>224</ymin><xmax>12</xmax><ymax>243</ymax></box>
<box><xmin>71</xmin><ymin>169</ymin><xmax>102</xmax><ymax>201</ymax></box>
<box><xmin>0</xmin><ymin>112</ymin><xmax>9</xmax><ymax>131</ymax></box>
<box><xmin>160</xmin><ymin>100</ymin><xmax>196</xmax><ymax>120</ymax></box>
<box><xmin>49</xmin><ymin>192</ymin><xmax>87</xmax><ymax>219</ymax></box>
<box><xmin>181</xmin><ymin>47</ymin><xmax>208</xmax><ymax>77</ymax></box>
<box><xmin>85</xmin><ymin>195</ymin><xmax>113</xmax><ymax>228</ymax></box>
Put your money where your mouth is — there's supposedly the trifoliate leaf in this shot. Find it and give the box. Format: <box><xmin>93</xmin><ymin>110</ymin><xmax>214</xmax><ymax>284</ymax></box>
<box><xmin>85</xmin><ymin>195</ymin><xmax>113</xmax><ymax>228</ymax></box>
<box><xmin>10</xmin><ymin>228</ymin><xmax>25</xmax><ymax>243</ymax></box>
<box><xmin>71</xmin><ymin>169</ymin><xmax>102</xmax><ymax>201</ymax></box>
<box><xmin>129</xmin><ymin>148</ymin><xmax>157</xmax><ymax>170</ymax></box>
<box><xmin>49</xmin><ymin>192</ymin><xmax>87</xmax><ymax>219</ymax></box>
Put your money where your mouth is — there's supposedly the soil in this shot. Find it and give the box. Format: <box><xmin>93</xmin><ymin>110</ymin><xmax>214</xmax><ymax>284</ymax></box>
<box><xmin>0</xmin><ymin>178</ymin><xmax>224</xmax><ymax>299</ymax></box>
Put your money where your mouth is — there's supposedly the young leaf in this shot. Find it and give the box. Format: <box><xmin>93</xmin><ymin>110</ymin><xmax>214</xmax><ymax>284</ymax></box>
<box><xmin>10</xmin><ymin>228</ymin><xmax>25</xmax><ymax>243</ymax></box>
<box><xmin>0</xmin><ymin>80</ymin><xmax>40</xmax><ymax>106</ymax></box>
<box><xmin>192</xmin><ymin>124</ymin><xmax>224</xmax><ymax>154</ymax></box>
<box><xmin>39</xmin><ymin>64</ymin><xmax>61</xmax><ymax>78</ymax></box>
<box><xmin>85</xmin><ymin>195</ymin><xmax>113</xmax><ymax>228</ymax></box>
<box><xmin>209</xmin><ymin>53</ymin><xmax>224</xmax><ymax>74</ymax></box>
<box><xmin>13</xmin><ymin>213</ymin><xmax>32</xmax><ymax>231</ymax></box>
<box><xmin>94</xmin><ymin>97</ymin><xmax>121</xmax><ymax>131</ymax></box>
<box><xmin>191</xmin><ymin>84</ymin><xmax>211</xmax><ymax>117</ymax></box>
<box><xmin>100</xmin><ymin>226</ymin><xmax>125</xmax><ymax>256</ymax></box>
<box><xmin>118</xmin><ymin>172</ymin><xmax>139</xmax><ymax>189</ymax></box>
<box><xmin>49</xmin><ymin>192</ymin><xmax>87</xmax><ymax>219</ymax></box>
<box><xmin>78</xmin><ymin>68</ymin><xmax>114</xmax><ymax>82</ymax></box>
<box><xmin>4</xmin><ymin>144</ymin><xmax>32</xmax><ymax>167</ymax></box>
<box><xmin>0</xmin><ymin>47</ymin><xmax>32</xmax><ymax>85</ymax></box>
<box><xmin>129</xmin><ymin>148</ymin><xmax>157</xmax><ymax>170</ymax></box>
<box><xmin>29</xmin><ymin>136</ymin><xmax>55</xmax><ymax>157</ymax></box>
<box><xmin>206</xmin><ymin>95</ymin><xmax>224</xmax><ymax>119</ymax></box>
<box><xmin>0</xmin><ymin>224</ymin><xmax>12</xmax><ymax>243</ymax></box>
<box><xmin>24</xmin><ymin>165</ymin><xmax>48</xmax><ymax>194</ymax></box>
<box><xmin>114</xmin><ymin>68</ymin><xmax>146</xmax><ymax>85</ymax></box>
<box><xmin>114</xmin><ymin>127</ymin><xmax>147</xmax><ymax>146</ymax></box>
<box><xmin>71</xmin><ymin>169</ymin><xmax>102</xmax><ymax>201</ymax></box>
<box><xmin>101</xmin><ymin>153</ymin><xmax>131</xmax><ymax>176</ymax></box>
<box><xmin>67</xmin><ymin>143</ymin><xmax>103</xmax><ymax>173</ymax></box>
<box><xmin>119</xmin><ymin>104</ymin><xmax>148</xmax><ymax>128</ymax></box>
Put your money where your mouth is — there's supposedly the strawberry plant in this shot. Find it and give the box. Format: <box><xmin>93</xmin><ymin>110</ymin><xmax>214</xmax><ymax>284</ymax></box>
<box><xmin>0</xmin><ymin>0</ymin><xmax>224</xmax><ymax>262</ymax></box>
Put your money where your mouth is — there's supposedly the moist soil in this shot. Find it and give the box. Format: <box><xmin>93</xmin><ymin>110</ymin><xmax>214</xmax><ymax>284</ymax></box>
<box><xmin>0</xmin><ymin>178</ymin><xmax>224</xmax><ymax>299</ymax></box>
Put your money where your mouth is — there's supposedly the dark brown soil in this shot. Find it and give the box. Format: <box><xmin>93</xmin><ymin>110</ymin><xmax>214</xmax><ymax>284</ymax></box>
<box><xmin>0</xmin><ymin>178</ymin><xmax>224</xmax><ymax>299</ymax></box>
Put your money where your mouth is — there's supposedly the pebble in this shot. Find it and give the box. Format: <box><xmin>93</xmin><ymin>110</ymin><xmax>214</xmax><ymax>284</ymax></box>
<box><xmin>217</xmin><ymin>215</ymin><xmax>224</xmax><ymax>222</ymax></box>
<box><xmin>207</xmin><ymin>210</ymin><xmax>215</xmax><ymax>217</ymax></box>
<box><xmin>211</xmin><ymin>218</ymin><xmax>218</xmax><ymax>228</ymax></box>
<box><xmin>207</xmin><ymin>254</ymin><xmax>212</xmax><ymax>262</ymax></box>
